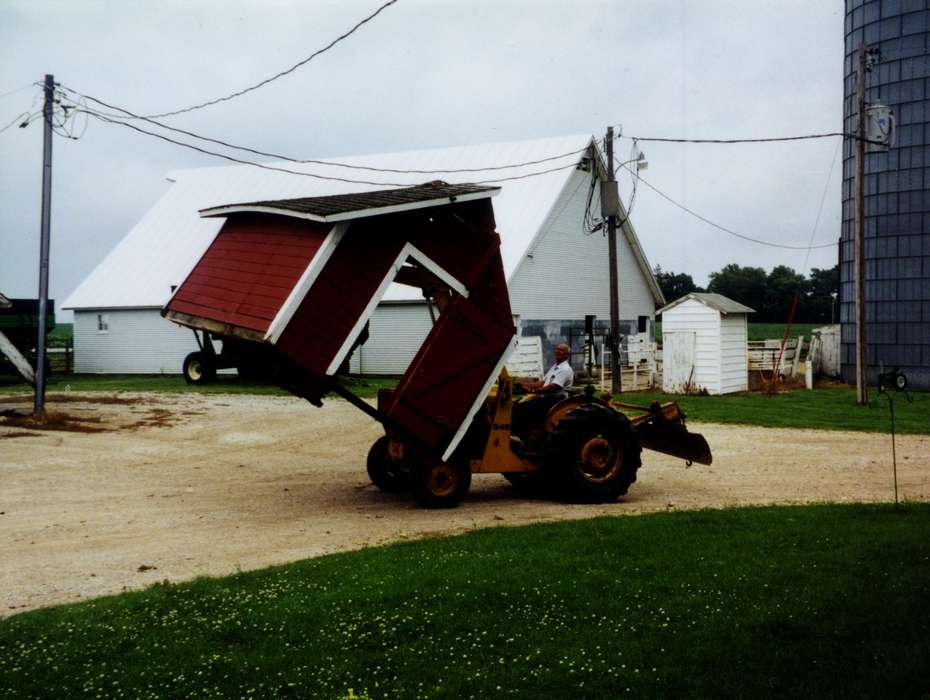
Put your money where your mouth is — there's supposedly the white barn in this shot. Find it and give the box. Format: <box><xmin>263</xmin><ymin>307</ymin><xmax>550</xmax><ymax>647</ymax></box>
<box><xmin>659</xmin><ymin>293</ymin><xmax>754</xmax><ymax>395</ymax></box>
<box><xmin>64</xmin><ymin>134</ymin><xmax>664</xmax><ymax>375</ymax></box>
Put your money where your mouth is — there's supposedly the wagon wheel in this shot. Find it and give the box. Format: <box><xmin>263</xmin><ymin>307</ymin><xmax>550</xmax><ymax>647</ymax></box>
<box><xmin>366</xmin><ymin>436</ymin><xmax>407</xmax><ymax>493</ymax></box>
<box><xmin>182</xmin><ymin>351</ymin><xmax>216</xmax><ymax>385</ymax></box>
<box><xmin>413</xmin><ymin>458</ymin><xmax>471</xmax><ymax>509</ymax></box>
<box><xmin>547</xmin><ymin>403</ymin><xmax>641</xmax><ymax>503</ymax></box>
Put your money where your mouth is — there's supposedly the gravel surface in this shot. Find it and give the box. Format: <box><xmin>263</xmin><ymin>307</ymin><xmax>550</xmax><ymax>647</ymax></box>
<box><xmin>2</xmin><ymin>391</ymin><xmax>928</xmax><ymax>616</ymax></box>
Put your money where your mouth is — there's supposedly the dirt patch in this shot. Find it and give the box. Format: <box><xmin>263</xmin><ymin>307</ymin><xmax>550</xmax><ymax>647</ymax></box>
<box><xmin>0</xmin><ymin>395</ymin><xmax>184</xmax><ymax>434</ymax></box>
<box><xmin>1</xmin><ymin>391</ymin><xmax>928</xmax><ymax>617</ymax></box>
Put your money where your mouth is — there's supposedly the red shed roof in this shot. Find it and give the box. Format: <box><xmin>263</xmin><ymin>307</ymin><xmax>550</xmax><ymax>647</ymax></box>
<box><xmin>199</xmin><ymin>182</ymin><xmax>500</xmax><ymax>223</ymax></box>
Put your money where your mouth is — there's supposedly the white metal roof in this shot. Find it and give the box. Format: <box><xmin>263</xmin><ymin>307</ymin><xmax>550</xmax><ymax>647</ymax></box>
<box><xmin>63</xmin><ymin>134</ymin><xmax>611</xmax><ymax>309</ymax></box>
<box><xmin>658</xmin><ymin>292</ymin><xmax>756</xmax><ymax>316</ymax></box>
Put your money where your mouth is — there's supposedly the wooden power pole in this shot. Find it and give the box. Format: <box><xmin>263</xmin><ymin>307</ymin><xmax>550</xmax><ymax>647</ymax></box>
<box><xmin>854</xmin><ymin>44</ymin><xmax>868</xmax><ymax>405</ymax></box>
<box><xmin>605</xmin><ymin>127</ymin><xmax>622</xmax><ymax>394</ymax></box>
<box><xmin>33</xmin><ymin>74</ymin><xmax>54</xmax><ymax>416</ymax></box>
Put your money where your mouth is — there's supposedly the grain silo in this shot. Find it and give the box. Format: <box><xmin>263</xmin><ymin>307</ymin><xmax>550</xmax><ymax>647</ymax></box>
<box><xmin>842</xmin><ymin>0</ymin><xmax>930</xmax><ymax>389</ymax></box>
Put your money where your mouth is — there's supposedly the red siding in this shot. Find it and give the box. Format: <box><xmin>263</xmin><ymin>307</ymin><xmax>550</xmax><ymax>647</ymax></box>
<box><xmin>385</xmin><ymin>203</ymin><xmax>513</xmax><ymax>450</ymax></box>
<box><xmin>167</xmin><ymin>214</ymin><xmax>329</xmax><ymax>333</ymax></box>
<box><xmin>276</xmin><ymin>226</ymin><xmax>406</xmax><ymax>375</ymax></box>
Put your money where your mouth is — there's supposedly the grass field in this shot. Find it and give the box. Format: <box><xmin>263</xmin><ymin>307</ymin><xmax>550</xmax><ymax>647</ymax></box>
<box><xmin>47</xmin><ymin>322</ymin><xmax>73</xmax><ymax>346</ymax></box>
<box><xmin>0</xmin><ymin>374</ymin><xmax>398</xmax><ymax>400</ymax></box>
<box><xmin>614</xmin><ymin>386</ymin><xmax>930</xmax><ymax>435</ymax></box>
<box><xmin>1</xmin><ymin>503</ymin><xmax>927</xmax><ymax>698</ymax></box>
<box><xmin>655</xmin><ymin>322</ymin><xmax>822</xmax><ymax>344</ymax></box>
<box><xmin>2</xmin><ymin>376</ymin><xmax>925</xmax><ymax>435</ymax></box>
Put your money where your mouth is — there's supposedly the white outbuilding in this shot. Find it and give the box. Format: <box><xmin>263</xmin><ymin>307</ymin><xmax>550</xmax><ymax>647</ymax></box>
<box><xmin>63</xmin><ymin>134</ymin><xmax>665</xmax><ymax>375</ymax></box>
<box><xmin>658</xmin><ymin>293</ymin><xmax>755</xmax><ymax>395</ymax></box>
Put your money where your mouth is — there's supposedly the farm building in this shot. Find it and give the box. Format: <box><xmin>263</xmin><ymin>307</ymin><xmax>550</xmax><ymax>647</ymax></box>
<box><xmin>63</xmin><ymin>134</ymin><xmax>664</xmax><ymax>376</ymax></box>
<box><xmin>659</xmin><ymin>292</ymin><xmax>754</xmax><ymax>395</ymax></box>
<box><xmin>841</xmin><ymin>2</ymin><xmax>930</xmax><ymax>390</ymax></box>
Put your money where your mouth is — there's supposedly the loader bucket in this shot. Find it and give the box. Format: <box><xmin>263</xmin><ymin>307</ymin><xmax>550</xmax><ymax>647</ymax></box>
<box><xmin>636</xmin><ymin>420</ymin><xmax>713</xmax><ymax>466</ymax></box>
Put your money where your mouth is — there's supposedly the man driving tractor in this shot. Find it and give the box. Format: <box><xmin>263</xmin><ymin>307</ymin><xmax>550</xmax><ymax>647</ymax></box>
<box><xmin>513</xmin><ymin>342</ymin><xmax>573</xmax><ymax>441</ymax></box>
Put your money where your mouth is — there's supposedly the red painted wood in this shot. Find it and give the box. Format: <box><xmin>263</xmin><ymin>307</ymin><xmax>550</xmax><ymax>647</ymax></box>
<box><xmin>276</xmin><ymin>227</ymin><xmax>406</xmax><ymax>375</ymax></box>
<box><xmin>166</xmin><ymin>214</ymin><xmax>329</xmax><ymax>333</ymax></box>
<box><xmin>167</xmin><ymin>200</ymin><xmax>513</xmax><ymax>456</ymax></box>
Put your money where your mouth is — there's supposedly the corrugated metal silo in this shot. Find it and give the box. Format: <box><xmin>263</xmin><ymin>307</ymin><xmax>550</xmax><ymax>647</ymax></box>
<box><xmin>842</xmin><ymin>0</ymin><xmax>930</xmax><ymax>389</ymax></box>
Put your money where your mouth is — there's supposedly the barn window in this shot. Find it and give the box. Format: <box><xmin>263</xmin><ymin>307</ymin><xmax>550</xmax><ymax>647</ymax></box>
<box><xmin>637</xmin><ymin>316</ymin><xmax>648</xmax><ymax>334</ymax></box>
<box><xmin>96</xmin><ymin>313</ymin><xmax>109</xmax><ymax>334</ymax></box>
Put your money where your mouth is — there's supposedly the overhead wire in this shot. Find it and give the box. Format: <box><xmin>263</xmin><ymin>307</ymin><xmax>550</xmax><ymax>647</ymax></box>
<box><xmin>0</xmin><ymin>109</ymin><xmax>39</xmax><ymax>136</ymax></box>
<box><xmin>0</xmin><ymin>82</ymin><xmax>37</xmax><ymax>100</ymax></box>
<box><xmin>60</xmin><ymin>86</ymin><xmax>590</xmax><ymax>174</ymax></box>
<box><xmin>78</xmin><ymin>108</ymin><xmax>583</xmax><ymax>187</ymax></box>
<box><xmin>142</xmin><ymin>0</ymin><xmax>399</xmax><ymax>119</ymax></box>
<box><xmin>620</xmin><ymin>162</ymin><xmax>837</xmax><ymax>251</ymax></box>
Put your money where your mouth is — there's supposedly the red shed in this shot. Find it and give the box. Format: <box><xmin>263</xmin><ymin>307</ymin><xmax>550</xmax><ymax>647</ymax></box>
<box><xmin>163</xmin><ymin>182</ymin><xmax>516</xmax><ymax>461</ymax></box>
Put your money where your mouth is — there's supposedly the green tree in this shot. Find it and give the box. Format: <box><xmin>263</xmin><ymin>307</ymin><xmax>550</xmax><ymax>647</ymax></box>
<box><xmin>803</xmin><ymin>265</ymin><xmax>840</xmax><ymax>324</ymax></box>
<box><xmin>653</xmin><ymin>265</ymin><xmax>702</xmax><ymax>302</ymax></box>
<box><xmin>764</xmin><ymin>265</ymin><xmax>808</xmax><ymax>323</ymax></box>
<box><xmin>706</xmin><ymin>264</ymin><xmax>768</xmax><ymax>317</ymax></box>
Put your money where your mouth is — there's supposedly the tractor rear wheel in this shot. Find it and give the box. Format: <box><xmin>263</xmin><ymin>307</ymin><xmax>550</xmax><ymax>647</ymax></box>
<box><xmin>366</xmin><ymin>436</ymin><xmax>406</xmax><ymax>492</ymax></box>
<box><xmin>548</xmin><ymin>403</ymin><xmax>641</xmax><ymax>503</ymax></box>
<box><xmin>413</xmin><ymin>459</ymin><xmax>471</xmax><ymax>508</ymax></box>
<box><xmin>182</xmin><ymin>351</ymin><xmax>215</xmax><ymax>385</ymax></box>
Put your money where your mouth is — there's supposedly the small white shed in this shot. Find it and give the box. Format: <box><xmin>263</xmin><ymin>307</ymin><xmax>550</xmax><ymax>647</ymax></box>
<box><xmin>659</xmin><ymin>293</ymin><xmax>755</xmax><ymax>395</ymax></box>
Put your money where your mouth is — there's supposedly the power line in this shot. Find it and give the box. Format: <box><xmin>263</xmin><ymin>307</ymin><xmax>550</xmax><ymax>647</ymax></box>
<box><xmin>0</xmin><ymin>83</ymin><xmax>37</xmax><ymax>100</ymax></box>
<box><xmin>61</xmin><ymin>85</ymin><xmax>590</xmax><ymax>175</ymax></box>
<box><xmin>619</xmin><ymin>131</ymin><xmax>886</xmax><ymax>146</ymax></box>
<box><xmin>800</xmin><ymin>137</ymin><xmax>842</xmax><ymax>272</ymax></box>
<box><xmin>621</xmin><ymin>163</ymin><xmax>837</xmax><ymax>251</ymax></box>
<box><xmin>80</xmin><ymin>109</ymin><xmax>582</xmax><ymax>187</ymax></box>
<box><xmin>0</xmin><ymin>109</ymin><xmax>41</xmax><ymax>136</ymax></box>
<box><xmin>144</xmin><ymin>0</ymin><xmax>399</xmax><ymax>119</ymax></box>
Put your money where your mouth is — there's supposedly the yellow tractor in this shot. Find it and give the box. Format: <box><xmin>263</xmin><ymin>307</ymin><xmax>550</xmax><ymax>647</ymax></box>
<box><xmin>366</xmin><ymin>369</ymin><xmax>712</xmax><ymax>508</ymax></box>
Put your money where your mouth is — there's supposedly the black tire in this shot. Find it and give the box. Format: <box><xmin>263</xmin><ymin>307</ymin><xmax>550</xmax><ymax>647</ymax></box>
<box><xmin>366</xmin><ymin>436</ymin><xmax>406</xmax><ymax>492</ymax></box>
<box><xmin>182</xmin><ymin>351</ymin><xmax>215</xmax><ymax>385</ymax></box>
<box><xmin>413</xmin><ymin>459</ymin><xmax>471</xmax><ymax>509</ymax></box>
<box><xmin>547</xmin><ymin>403</ymin><xmax>641</xmax><ymax>503</ymax></box>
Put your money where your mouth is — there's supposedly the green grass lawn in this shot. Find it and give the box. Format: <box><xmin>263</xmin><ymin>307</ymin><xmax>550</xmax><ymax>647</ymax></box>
<box><xmin>612</xmin><ymin>386</ymin><xmax>929</xmax><ymax>435</ymax></box>
<box><xmin>745</xmin><ymin>322</ymin><xmax>822</xmax><ymax>342</ymax></box>
<box><xmin>1</xmin><ymin>504</ymin><xmax>927</xmax><ymax>699</ymax></box>
<box><xmin>0</xmin><ymin>374</ymin><xmax>398</xmax><ymax>400</ymax></box>
<box><xmin>655</xmin><ymin>322</ymin><xmax>824</xmax><ymax>344</ymax></box>
<box><xmin>47</xmin><ymin>322</ymin><xmax>73</xmax><ymax>346</ymax></box>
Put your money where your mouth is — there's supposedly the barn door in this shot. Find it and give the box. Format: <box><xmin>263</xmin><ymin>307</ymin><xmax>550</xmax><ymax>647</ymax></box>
<box><xmin>663</xmin><ymin>332</ymin><xmax>696</xmax><ymax>394</ymax></box>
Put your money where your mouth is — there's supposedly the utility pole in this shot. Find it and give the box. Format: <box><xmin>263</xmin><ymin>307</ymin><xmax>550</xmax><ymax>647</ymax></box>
<box><xmin>854</xmin><ymin>44</ymin><xmax>868</xmax><ymax>405</ymax></box>
<box><xmin>34</xmin><ymin>74</ymin><xmax>54</xmax><ymax>416</ymax></box>
<box><xmin>605</xmin><ymin>126</ymin><xmax>622</xmax><ymax>394</ymax></box>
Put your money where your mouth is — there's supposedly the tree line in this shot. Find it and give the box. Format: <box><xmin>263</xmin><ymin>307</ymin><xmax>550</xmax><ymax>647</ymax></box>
<box><xmin>654</xmin><ymin>264</ymin><xmax>840</xmax><ymax>324</ymax></box>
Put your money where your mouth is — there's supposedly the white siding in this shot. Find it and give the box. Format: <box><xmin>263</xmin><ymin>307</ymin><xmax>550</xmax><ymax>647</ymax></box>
<box><xmin>508</xmin><ymin>169</ymin><xmax>654</xmax><ymax>322</ymax></box>
<box><xmin>661</xmin><ymin>299</ymin><xmax>722</xmax><ymax>394</ymax></box>
<box><xmin>74</xmin><ymin>309</ymin><xmax>200</xmax><ymax>374</ymax></box>
<box><xmin>719</xmin><ymin>314</ymin><xmax>749</xmax><ymax>393</ymax></box>
<box><xmin>348</xmin><ymin>303</ymin><xmax>434</xmax><ymax>375</ymax></box>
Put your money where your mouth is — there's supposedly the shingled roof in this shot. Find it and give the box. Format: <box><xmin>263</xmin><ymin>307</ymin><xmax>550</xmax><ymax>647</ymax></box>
<box><xmin>199</xmin><ymin>183</ymin><xmax>500</xmax><ymax>222</ymax></box>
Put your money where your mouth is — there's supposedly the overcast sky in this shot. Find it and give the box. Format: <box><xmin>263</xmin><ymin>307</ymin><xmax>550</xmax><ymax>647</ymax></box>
<box><xmin>0</xmin><ymin>0</ymin><xmax>844</xmax><ymax>321</ymax></box>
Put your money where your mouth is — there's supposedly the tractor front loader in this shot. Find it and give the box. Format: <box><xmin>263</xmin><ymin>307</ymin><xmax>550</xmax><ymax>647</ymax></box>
<box><xmin>161</xmin><ymin>182</ymin><xmax>711</xmax><ymax>510</ymax></box>
<box><xmin>366</xmin><ymin>368</ymin><xmax>712</xmax><ymax>508</ymax></box>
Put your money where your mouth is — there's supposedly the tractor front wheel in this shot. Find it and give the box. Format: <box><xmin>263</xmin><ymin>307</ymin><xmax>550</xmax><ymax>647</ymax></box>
<box><xmin>548</xmin><ymin>403</ymin><xmax>641</xmax><ymax>503</ymax></box>
<box><xmin>413</xmin><ymin>459</ymin><xmax>471</xmax><ymax>508</ymax></box>
<box><xmin>366</xmin><ymin>436</ymin><xmax>406</xmax><ymax>492</ymax></box>
<box><xmin>182</xmin><ymin>351</ymin><xmax>215</xmax><ymax>385</ymax></box>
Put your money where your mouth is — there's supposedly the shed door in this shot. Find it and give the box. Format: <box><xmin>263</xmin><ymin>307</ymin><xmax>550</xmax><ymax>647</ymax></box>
<box><xmin>663</xmin><ymin>332</ymin><xmax>696</xmax><ymax>393</ymax></box>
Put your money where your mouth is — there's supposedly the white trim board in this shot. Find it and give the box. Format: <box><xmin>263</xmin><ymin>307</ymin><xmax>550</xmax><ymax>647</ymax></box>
<box><xmin>324</xmin><ymin>242</ymin><xmax>470</xmax><ymax>376</ymax></box>
<box><xmin>442</xmin><ymin>334</ymin><xmax>519</xmax><ymax>462</ymax></box>
<box><xmin>265</xmin><ymin>222</ymin><xmax>349</xmax><ymax>344</ymax></box>
<box><xmin>199</xmin><ymin>189</ymin><xmax>499</xmax><ymax>224</ymax></box>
